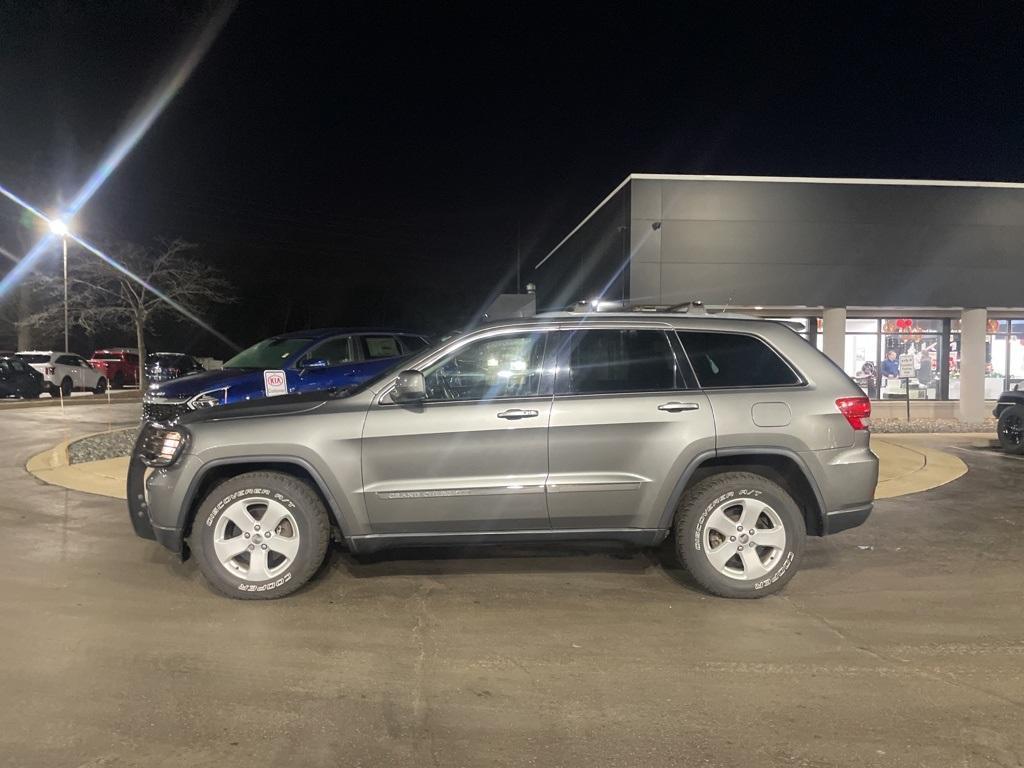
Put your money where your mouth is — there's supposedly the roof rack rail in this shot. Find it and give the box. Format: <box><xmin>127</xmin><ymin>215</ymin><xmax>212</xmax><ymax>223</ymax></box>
<box><xmin>565</xmin><ymin>299</ymin><xmax>709</xmax><ymax>314</ymax></box>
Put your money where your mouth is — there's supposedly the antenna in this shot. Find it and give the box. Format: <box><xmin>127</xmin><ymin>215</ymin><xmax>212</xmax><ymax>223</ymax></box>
<box><xmin>516</xmin><ymin>220</ymin><xmax>521</xmax><ymax>294</ymax></box>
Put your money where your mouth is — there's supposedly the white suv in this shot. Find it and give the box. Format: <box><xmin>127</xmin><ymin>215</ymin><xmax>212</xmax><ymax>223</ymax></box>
<box><xmin>16</xmin><ymin>351</ymin><xmax>107</xmax><ymax>397</ymax></box>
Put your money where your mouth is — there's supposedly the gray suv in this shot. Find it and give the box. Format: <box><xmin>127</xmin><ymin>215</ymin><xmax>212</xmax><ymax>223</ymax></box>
<box><xmin>128</xmin><ymin>313</ymin><xmax>878</xmax><ymax>599</ymax></box>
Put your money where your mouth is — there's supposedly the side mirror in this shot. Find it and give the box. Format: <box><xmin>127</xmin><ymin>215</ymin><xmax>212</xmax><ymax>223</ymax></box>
<box><xmin>300</xmin><ymin>357</ymin><xmax>329</xmax><ymax>370</ymax></box>
<box><xmin>391</xmin><ymin>370</ymin><xmax>426</xmax><ymax>403</ymax></box>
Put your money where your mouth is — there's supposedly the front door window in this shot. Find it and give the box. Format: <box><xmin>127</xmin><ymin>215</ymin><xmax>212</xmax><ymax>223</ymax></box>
<box><xmin>422</xmin><ymin>332</ymin><xmax>547</xmax><ymax>401</ymax></box>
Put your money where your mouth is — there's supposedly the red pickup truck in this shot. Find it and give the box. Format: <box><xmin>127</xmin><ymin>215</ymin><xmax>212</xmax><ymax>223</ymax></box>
<box><xmin>89</xmin><ymin>348</ymin><xmax>140</xmax><ymax>389</ymax></box>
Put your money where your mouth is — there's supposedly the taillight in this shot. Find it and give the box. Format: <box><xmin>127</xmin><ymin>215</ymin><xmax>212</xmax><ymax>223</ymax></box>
<box><xmin>836</xmin><ymin>396</ymin><xmax>871</xmax><ymax>430</ymax></box>
<box><xmin>45</xmin><ymin>366</ymin><xmax>55</xmax><ymax>376</ymax></box>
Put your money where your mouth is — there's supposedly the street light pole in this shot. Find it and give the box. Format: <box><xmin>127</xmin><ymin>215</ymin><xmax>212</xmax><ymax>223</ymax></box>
<box><xmin>49</xmin><ymin>218</ymin><xmax>71</xmax><ymax>353</ymax></box>
<box><xmin>62</xmin><ymin>235</ymin><xmax>68</xmax><ymax>353</ymax></box>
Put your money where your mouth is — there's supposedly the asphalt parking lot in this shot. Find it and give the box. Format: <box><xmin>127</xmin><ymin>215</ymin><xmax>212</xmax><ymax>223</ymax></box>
<box><xmin>1</xmin><ymin>405</ymin><xmax>1022</xmax><ymax>768</ymax></box>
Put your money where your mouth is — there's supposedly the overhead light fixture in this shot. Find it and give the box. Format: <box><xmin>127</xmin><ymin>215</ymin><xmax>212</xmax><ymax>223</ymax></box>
<box><xmin>49</xmin><ymin>219</ymin><xmax>70</xmax><ymax>237</ymax></box>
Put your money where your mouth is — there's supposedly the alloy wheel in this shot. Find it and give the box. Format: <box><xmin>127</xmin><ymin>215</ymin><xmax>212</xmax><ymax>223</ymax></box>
<box><xmin>212</xmin><ymin>497</ymin><xmax>301</xmax><ymax>581</ymax></box>
<box><xmin>702</xmin><ymin>497</ymin><xmax>787</xmax><ymax>581</ymax></box>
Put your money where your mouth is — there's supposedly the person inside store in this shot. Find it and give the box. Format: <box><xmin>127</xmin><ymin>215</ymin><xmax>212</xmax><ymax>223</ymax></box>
<box><xmin>917</xmin><ymin>349</ymin><xmax>934</xmax><ymax>386</ymax></box>
<box><xmin>854</xmin><ymin>361</ymin><xmax>878</xmax><ymax>398</ymax></box>
<box><xmin>881</xmin><ymin>349</ymin><xmax>900</xmax><ymax>378</ymax></box>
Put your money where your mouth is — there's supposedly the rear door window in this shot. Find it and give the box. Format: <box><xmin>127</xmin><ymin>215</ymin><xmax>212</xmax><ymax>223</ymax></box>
<box><xmin>363</xmin><ymin>336</ymin><xmax>402</xmax><ymax>359</ymax></box>
<box><xmin>678</xmin><ymin>331</ymin><xmax>800</xmax><ymax>388</ymax></box>
<box><xmin>303</xmin><ymin>336</ymin><xmax>353</xmax><ymax>366</ymax></box>
<box><xmin>556</xmin><ymin>329</ymin><xmax>688</xmax><ymax>395</ymax></box>
<box><xmin>398</xmin><ymin>335</ymin><xmax>428</xmax><ymax>353</ymax></box>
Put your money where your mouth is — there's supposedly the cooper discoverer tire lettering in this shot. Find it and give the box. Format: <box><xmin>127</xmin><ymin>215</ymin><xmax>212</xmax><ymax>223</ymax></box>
<box><xmin>191</xmin><ymin>471</ymin><xmax>330</xmax><ymax>600</ymax></box>
<box><xmin>675</xmin><ymin>471</ymin><xmax>805</xmax><ymax>598</ymax></box>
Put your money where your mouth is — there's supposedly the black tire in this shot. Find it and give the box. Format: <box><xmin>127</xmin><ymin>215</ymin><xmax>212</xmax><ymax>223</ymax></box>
<box><xmin>60</xmin><ymin>377</ymin><xmax>73</xmax><ymax>397</ymax></box>
<box><xmin>112</xmin><ymin>372</ymin><xmax>125</xmax><ymax>390</ymax></box>
<box><xmin>47</xmin><ymin>384</ymin><xmax>60</xmax><ymax>398</ymax></box>
<box><xmin>93</xmin><ymin>377</ymin><xmax>107</xmax><ymax>395</ymax></box>
<box><xmin>674</xmin><ymin>471</ymin><xmax>806</xmax><ymax>598</ymax></box>
<box><xmin>997</xmin><ymin>405</ymin><xmax>1024</xmax><ymax>455</ymax></box>
<box><xmin>190</xmin><ymin>471</ymin><xmax>331</xmax><ymax>599</ymax></box>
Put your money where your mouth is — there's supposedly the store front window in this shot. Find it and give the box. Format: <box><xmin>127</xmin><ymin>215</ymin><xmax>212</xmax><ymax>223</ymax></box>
<box><xmin>843</xmin><ymin>319</ymin><xmax>879</xmax><ymax>398</ymax></box>
<box><xmin>950</xmin><ymin>319</ymin><xmax>1024</xmax><ymax>399</ymax></box>
<box><xmin>879</xmin><ymin>319</ymin><xmax>942</xmax><ymax>401</ymax></box>
<box><xmin>790</xmin><ymin>314</ymin><xmax>1021</xmax><ymax>400</ymax></box>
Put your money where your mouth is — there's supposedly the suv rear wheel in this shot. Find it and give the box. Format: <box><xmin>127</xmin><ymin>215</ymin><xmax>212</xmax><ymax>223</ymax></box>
<box><xmin>675</xmin><ymin>471</ymin><xmax>805</xmax><ymax>598</ymax></box>
<box><xmin>191</xmin><ymin>471</ymin><xmax>330</xmax><ymax>599</ymax></box>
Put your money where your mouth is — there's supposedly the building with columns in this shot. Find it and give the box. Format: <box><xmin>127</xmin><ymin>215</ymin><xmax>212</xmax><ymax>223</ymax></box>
<box><xmin>533</xmin><ymin>174</ymin><xmax>1024</xmax><ymax>421</ymax></box>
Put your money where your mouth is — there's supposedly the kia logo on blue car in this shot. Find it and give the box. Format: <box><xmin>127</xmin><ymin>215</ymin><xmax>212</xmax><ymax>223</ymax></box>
<box><xmin>142</xmin><ymin>328</ymin><xmax>429</xmax><ymax>422</ymax></box>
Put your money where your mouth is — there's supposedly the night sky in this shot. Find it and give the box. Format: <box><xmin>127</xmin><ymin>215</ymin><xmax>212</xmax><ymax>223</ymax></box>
<box><xmin>2</xmin><ymin>2</ymin><xmax>1022</xmax><ymax>355</ymax></box>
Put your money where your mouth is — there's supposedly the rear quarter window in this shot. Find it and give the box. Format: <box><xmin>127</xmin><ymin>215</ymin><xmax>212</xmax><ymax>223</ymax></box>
<box><xmin>678</xmin><ymin>331</ymin><xmax>800</xmax><ymax>388</ymax></box>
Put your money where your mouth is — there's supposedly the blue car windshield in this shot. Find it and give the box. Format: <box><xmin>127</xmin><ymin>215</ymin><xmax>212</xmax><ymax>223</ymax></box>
<box><xmin>224</xmin><ymin>337</ymin><xmax>311</xmax><ymax>369</ymax></box>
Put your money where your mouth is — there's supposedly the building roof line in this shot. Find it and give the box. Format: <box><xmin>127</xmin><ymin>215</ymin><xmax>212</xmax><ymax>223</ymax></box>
<box><xmin>536</xmin><ymin>172</ymin><xmax>1024</xmax><ymax>269</ymax></box>
<box><xmin>629</xmin><ymin>172</ymin><xmax>1024</xmax><ymax>189</ymax></box>
<box><xmin>535</xmin><ymin>175</ymin><xmax>632</xmax><ymax>269</ymax></box>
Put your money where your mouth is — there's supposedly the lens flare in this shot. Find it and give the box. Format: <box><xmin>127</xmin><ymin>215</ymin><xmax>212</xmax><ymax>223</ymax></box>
<box><xmin>68</xmin><ymin>1</ymin><xmax>237</xmax><ymax>215</ymax></box>
<box><xmin>1</xmin><ymin>188</ymin><xmax>238</xmax><ymax>349</ymax></box>
<box><xmin>68</xmin><ymin>233</ymin><xmax>239</xmax><ymax>350</ymax></box>
<box><xmin>0</xmin><ymin>1</ymin><xmax>236</xmax><ymax>299</ymax></box>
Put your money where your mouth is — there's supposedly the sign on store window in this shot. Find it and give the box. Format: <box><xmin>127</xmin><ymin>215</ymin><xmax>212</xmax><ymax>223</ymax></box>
<box><xmin>898</xmin><ymin>354</ymin><xmax>916</xmax><ymax>379</ymax></box>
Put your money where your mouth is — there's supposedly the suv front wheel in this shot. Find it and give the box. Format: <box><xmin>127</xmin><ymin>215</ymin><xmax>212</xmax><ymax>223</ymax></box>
<box><xmin>191</xmin><ymin>471</ymin><xmax>331</xmax><ymax>599</ymax></box>
<box><xmin>675</xmin><ymin>471</ymin><xmax>806</xmax><ymax>598</ymax></box>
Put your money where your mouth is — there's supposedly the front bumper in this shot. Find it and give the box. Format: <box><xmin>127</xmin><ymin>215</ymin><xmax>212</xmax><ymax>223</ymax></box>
<box><xmin>126</xmin><ymin>428</ymin><xmax>196</xmax><ymax>554</ymax></box>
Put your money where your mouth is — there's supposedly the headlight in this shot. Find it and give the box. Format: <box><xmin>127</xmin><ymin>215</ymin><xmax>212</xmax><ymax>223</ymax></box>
<box><xmin>138</xmin><ymin>425</ymin><xmax>189</xmax><ymax>467</ymax></box>
<box><xmin>188</xmin><ymin>387</ymin><xmax>228</xmax><ymax>410</ymax></box>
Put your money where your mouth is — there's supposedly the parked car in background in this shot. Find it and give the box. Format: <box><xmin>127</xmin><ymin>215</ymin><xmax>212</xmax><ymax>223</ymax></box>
<box><xmin>89</xmin><ymin>348</ymin><xmax>139</xmax><ymax>389</ymax></box>
<box><xmin>994</xmin><ymin>384</ymin><xmax>1024</xmax><ymax>454</ymax></box>
<box><xmin>142</xmin><ymin>328</ymin><xmax>429</xmax><ymax>422</ymax></box>
<box><xmin>16</xmin><ymin>351</ymin><xmax>107</xmax><ymax>396</ymax></box>
<box><xmin>0</xmin><ymin>354</ymin><xmax>44</xmax><ymax>398</ymax></box>
<box><xmin>145</xmin><ymin>352</ymin><xmax>205</xmax><ymax>385</ymax></box>
<box><xmin>130</xmin><ymin>312</ymin><xmax>877</xmax><ymax>599</ymax></box>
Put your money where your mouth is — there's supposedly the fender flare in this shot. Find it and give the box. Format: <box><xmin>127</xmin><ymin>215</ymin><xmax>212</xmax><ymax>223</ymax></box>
<box><xmin>656</xmin><ymin>447</ymin><xmax>828</xmax><ymax>532</ymax></box>
<box><xmin>177</xmin><ymin>455</ymin><xmax>354</xmax><ymax>538</ymax></box>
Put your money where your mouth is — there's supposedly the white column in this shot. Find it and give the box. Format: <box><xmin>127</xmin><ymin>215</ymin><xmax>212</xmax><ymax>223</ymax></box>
<box><xmin>822</xmin><ymin>307</ymin><xmax>846</xmax><ymax>368</ymax></box>
<box><xmin>958</xmin><ymin>308</ymin><xmax>988</xmax><ymax>422</ymax></box>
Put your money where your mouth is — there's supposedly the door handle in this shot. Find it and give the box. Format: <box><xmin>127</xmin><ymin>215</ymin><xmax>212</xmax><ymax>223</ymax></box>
<box><xmin>658</xmin><ymin>401</ymin><xmax>700</xmax><ymax>413</ymax></box>
<box><xmin>497</xmin><ymin>409</ymin><xmax>539</xmax><ymax>420</ymax></box>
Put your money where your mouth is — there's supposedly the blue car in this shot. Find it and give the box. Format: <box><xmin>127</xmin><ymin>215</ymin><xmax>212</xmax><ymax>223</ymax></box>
<box><xmin>142</xmin><ymin>328</ymin><xmax>429</xmax><ymax>422</ymax></box>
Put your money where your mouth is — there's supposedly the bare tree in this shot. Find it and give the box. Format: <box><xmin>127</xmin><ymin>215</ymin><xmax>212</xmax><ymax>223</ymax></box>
<box><xmin>22</xmin><ymin>238</ymin><xmax>233</xmax><ymax>389</ymax></box>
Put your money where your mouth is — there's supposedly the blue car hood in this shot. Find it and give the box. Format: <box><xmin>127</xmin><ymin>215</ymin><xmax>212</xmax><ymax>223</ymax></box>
<box><xmin>147</xmin><ymin>367</ymin><xmax>259</xmax><ymax>400</ymax></box>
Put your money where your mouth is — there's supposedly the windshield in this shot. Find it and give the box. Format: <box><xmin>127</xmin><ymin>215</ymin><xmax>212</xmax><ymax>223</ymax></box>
<box><xmin>223</xmin><ymin>337</ymin><xmax>311</xmax><ymax>369</ymax></box>
<box><xmin>16</xmin><ymin>353</ymin><xmax>50</xmax><ymax>363</ymax></box>
<box><xmin>91</xmin><ymin>353</ymin><xmax>123</xmax><ymax>361</ymax></box>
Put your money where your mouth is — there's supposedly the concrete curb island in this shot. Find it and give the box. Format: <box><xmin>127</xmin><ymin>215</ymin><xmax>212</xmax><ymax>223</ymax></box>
<box><xmin>25</xmin><ymin>431</ymin><xmax>130</xmax><ymax>500</ymax></box>
<box><xmin>26</xmin><ymin>430</ymin><xmax>969</xmax><ymax>504</ymax></box>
